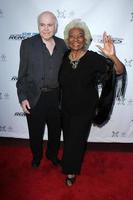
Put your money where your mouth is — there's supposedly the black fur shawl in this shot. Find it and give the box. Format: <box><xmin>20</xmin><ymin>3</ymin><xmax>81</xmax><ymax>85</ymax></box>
<box><xmin>92</xmin><ymin>59</ymin><xmax>126</xmax><ymax>126</ymax></box>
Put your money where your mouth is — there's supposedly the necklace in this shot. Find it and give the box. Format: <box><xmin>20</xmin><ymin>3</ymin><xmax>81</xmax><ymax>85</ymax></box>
<box><xmin>70</xmin><ymin>60</ymin><xmax>80</xmax><ymax>69</ymax></box>
<box><xmin>69</xmin><ymin>50</ymin><xmax>86</xmax><ymax>70</ymax></box>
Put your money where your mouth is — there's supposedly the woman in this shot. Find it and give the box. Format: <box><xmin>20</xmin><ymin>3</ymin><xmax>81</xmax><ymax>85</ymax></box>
<box><xmin>59</xmin><ymin>19</ymin><xmax>125</xmax><ymax>186</ymax></box>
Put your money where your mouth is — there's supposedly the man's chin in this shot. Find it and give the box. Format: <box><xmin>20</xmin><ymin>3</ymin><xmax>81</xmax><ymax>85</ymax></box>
<box><xmin>42</xmin><ymin>36</ymin><xmax>53</xmax><ymax>41</ymax></box>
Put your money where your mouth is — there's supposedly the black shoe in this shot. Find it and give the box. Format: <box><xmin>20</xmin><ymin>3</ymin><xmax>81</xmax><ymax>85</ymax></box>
<box><xmin>52</xmin><ymin>158</ymin><xmax>61</xmax><ymax>166</ymax></box>
<box><xmin>31</xmin><ymin>159</ymin><xmax>40</xmax><ymax>168</ymax></box>
<box><xmin>65</xmin><ymin>175</ymin><xmax>76</xmax><ymax>187</ymax></box>
<box><xmin>46</xmin><ymin>154</ymin><xmax>61</xmax><ymax>166</ymax></box>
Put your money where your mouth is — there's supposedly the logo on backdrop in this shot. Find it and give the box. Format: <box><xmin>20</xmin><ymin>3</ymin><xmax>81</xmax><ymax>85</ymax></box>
<box><xmin>11</xmin><ymin>76</ymin><xmax>18</xmax><ymax>81</ymax></box>
<box><xmin>0</xmin><ymin>92</ymin><xmax>10</xmax><ymax>100</ymax></box>
<box><xmin>9</xmin><ymin>32</ymin><xmax>37</xmax><ymax>40</ymax></box>
<box><xmin>14</xmin><ymin>112</ymin><xmax>26</xmax><ymax>117</ymax></box>
<box><xmin>112</xmin><ymin>131</ymin><xmax>119</xmax><ymax>137</ymax></box>
<box><xmin>0</xmin><ymin>126</ymin><xmax>7</xmax><ymax>132</ymax></box>
<box><xmin>127</xmin><ymin>99</ymin><xmax>133</xmax><ymax>106</ymax></box>
<box><xmin>116</xmin><ymin>98</ymin><xmax>133</xmax><ymax>106</ymax></box>
<box><xmin>112</xmin><ymin>131</ymin><xmax>128</xmax><ymax>138</ymax></box>
<box><xmin>115</xmin><ymin>57</ymin><xmax>133</xmax><ymax>106</ymax></box>
<box><xmin>115</xmin><ymin>58</ymin><xmax>133</xmax><ymax>106</ymax></box>
<box><xmin>92</xmin><ymin>35</ymin><xmax>124</xmax><ymax>44</ymax></box>
<box><xmin>56</xmin><ymin>9</ymin><xmax>75</xmax><ymax>19</ymax></box>
<box><xmin>0</xmin><ymin>9</ymin><xmax>3</xmax><ymax>18</ymax></box>
<box><xmin>130</xmin><ymin>12</ymin><xmax>133</xmax><ymax>22</ymax></box>
<box><xmin>124</xmin><ymin>59</ymin><xmax>133</xmax><ymax>68</ymax></box>
<box><xmin>121</xmin><ymin>132</ymin><xmax>127</xmax><ymax>137</ymax></box>
<box><xmin>116</xmin><ymin>98</ymin><xmax>126</xmax><ymax>105</ymax></box>
<box><xmin>0</xmin><ymin>125</ymin><xmax>13</xmax><ymax>133</ymax></box>
<box><xmin>0</xmin><ymin>54</ymin><xmax>7</xmax><ymax>62</ymax></box>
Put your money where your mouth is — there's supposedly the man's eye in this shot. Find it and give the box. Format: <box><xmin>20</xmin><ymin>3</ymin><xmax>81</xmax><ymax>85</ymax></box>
<box><xmin>48</xmin><ymin>24</ymin><xmax>53</xmax><ymax>27</ymax></box>
<box><xmin>40</xmin><ymin>23</ymin><xmax>44</xmax><ymax>26</ymax></box>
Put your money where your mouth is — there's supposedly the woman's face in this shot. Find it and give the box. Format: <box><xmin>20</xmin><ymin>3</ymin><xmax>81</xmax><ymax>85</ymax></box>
<box><xmin>68</xmin><ymin>28</ymin><xmax>86</xmax><ymax>51</ymax></box>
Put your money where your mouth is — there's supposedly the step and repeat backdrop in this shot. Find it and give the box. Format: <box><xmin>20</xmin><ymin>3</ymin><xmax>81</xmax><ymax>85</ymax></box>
<box><xmin>0</xmin><ymin>0</ymin><xmax>133</xmax><ymax>142</ymax></box>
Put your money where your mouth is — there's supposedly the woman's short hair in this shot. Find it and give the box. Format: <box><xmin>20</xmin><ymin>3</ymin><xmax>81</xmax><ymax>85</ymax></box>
<box><xmin>64</xmin><ymin>19</ymin><xmax>92</xmax><ymax>50</ymax></box>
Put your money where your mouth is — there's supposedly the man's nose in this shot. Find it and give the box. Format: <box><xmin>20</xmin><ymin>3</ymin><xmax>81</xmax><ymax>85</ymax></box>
<box><xmin>44</xmin><ymin>25</ymin><xmax>49</xmax><ymax>30</ymax></box>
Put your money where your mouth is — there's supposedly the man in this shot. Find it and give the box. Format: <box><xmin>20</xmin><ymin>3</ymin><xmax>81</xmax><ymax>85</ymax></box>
<box><xmin>16</xmin><ymin>11</ymin><xmax>67</xmax><ymax>168</ymax></box>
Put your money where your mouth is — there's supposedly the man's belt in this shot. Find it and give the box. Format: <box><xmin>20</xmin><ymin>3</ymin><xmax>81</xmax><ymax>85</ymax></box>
<box><xmin>41</xmin><ymin>87</ymin><xmax>58</xmax><ymax>93</ymax></box>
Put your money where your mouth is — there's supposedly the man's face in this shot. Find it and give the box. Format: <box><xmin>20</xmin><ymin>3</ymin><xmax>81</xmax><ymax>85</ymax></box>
<box><xmin>38</xmin><ymin>13</ymin><xmax>56</xmax><ymax>41</ymax></box>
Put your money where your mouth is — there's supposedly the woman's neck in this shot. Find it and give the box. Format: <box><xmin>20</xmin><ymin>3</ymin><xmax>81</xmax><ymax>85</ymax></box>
<box><xmin>69</xmin><ymin>49</ymin><xmax>86</xmax><ymax>61</ymax></box>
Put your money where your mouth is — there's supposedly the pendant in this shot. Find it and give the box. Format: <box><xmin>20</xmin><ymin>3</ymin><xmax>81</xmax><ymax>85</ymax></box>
<box><xmin>70</xmin><ymin>60</ymin><xmax>79</xmax><ymax>69</ymax></box>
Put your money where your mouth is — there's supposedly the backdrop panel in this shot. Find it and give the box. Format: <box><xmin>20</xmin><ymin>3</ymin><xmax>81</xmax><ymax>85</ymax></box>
<box><xmin>0</xmin><ymin>0</ymin><xmax>133</xmax><ymax>142</ymax></box>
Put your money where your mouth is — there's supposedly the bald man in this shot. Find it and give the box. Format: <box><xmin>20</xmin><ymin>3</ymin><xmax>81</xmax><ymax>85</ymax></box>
<box><xmin>16</xmin><ymin>11</ymin><xmax>67</xmax><ymax>168</ymax></box>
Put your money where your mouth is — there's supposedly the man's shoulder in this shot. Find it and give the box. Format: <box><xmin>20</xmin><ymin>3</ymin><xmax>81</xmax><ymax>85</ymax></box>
<box><xmin>22</xmin><ymin>34</ymin><xmax>40</xmax><ymax>44</ymax></box>
<box><xmin>54</xmin><ymin>35</ymin><xmax>63</xmax><ymax>40</ymax></box>
<box><xmin>54</xmin><ymin>36</ymin><xmax>65</xmax><ymax>44</ymax></box>
<box><xmin>54</xmin><ymin>36</ymin><xmax>67</xmax><ymax>50</ymax></box>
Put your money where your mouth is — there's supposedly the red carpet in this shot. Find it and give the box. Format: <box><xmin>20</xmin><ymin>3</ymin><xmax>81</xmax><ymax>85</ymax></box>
<box><xmin>0</xmin><ymin>145</ymin><xmax>133</xmax><ymax>200</ymax></box>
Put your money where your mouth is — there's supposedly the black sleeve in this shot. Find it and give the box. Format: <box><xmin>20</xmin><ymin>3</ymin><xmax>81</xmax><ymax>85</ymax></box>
<box><xmin>16</xmin><ymin>39</ymin><xmax>29</xmax><ymax>103</ymax></box>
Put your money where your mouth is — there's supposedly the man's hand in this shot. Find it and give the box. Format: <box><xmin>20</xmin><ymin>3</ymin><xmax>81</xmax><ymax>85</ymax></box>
<box><xmin>21</xmin><ymin>100</ymin><xmax>31</xmax><ymax>114</ymax></box>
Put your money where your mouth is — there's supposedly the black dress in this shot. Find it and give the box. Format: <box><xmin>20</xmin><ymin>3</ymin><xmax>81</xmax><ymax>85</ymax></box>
<box><xmin>59</xmin><ymin>50</ymin><xmax>107</xmax><ymax>174</ymax></box>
